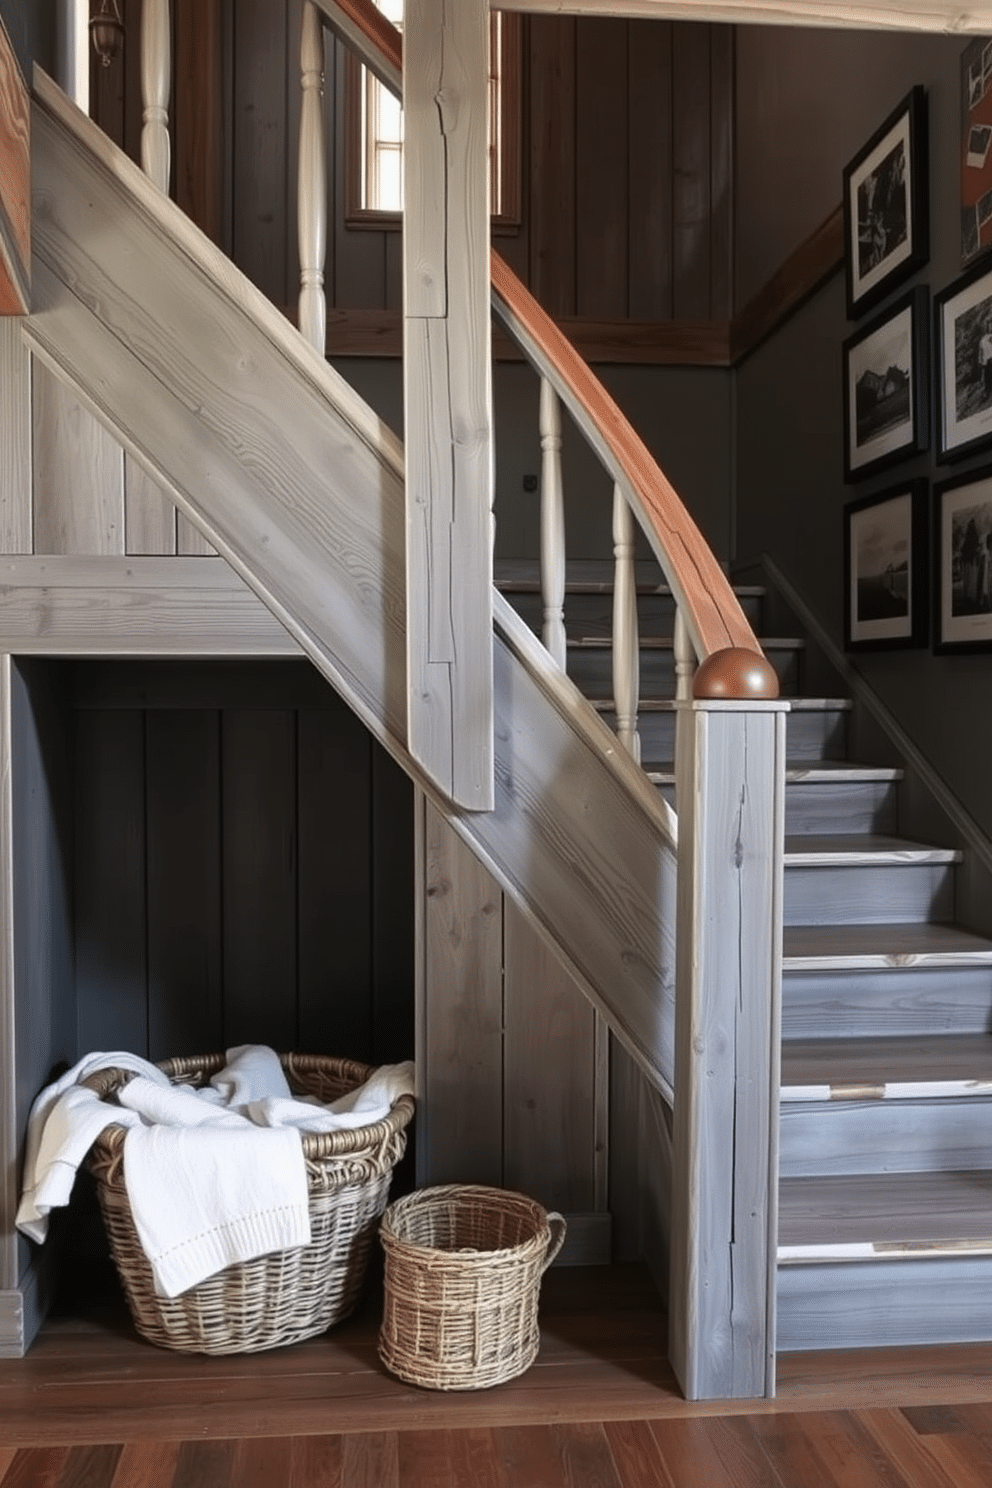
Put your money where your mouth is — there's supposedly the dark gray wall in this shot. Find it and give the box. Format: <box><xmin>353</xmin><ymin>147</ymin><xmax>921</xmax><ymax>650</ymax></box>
<box><xmin>0</xmin><ymin>0</ymin><xmax>54</xmax><ymax>80</ymax></box>
<box><xmin>735</xmin><ymin>26</ymin><xmax>992</xmax><ymax>844</ymax></box>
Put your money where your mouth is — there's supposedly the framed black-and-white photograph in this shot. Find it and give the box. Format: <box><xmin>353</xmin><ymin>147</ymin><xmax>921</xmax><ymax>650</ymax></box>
<box><xmin>844</xmin><ymin>85</ymin><xmax>929</xmax><ymax>319</ymax></box>
<box><xmin>961</xmin><ymin>36</ymin><xmax>992</xmax><ymax>265</ymax></box>
<box><xmin>843</xmin><ymin>285</ymin><xmax>930</xmax><ymax>482</ymax></box>
<box><xmin>935</xmin><ymin>258</ymin><xmax>992</xmax><ymax>461</ymax></box>
<box><xmin>844</xmin><ymin>480</ymin><xmax>929</xmax><ymax>650</ymax></box>
<box><xmin>934</xmin><ymin>466</ymin><xmax>992</xmax><ymax>650</ymax></box>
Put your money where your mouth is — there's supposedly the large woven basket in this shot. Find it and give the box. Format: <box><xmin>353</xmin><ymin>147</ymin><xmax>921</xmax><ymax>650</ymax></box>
<box><xmin>378</xmin><ymin>1184</ymin><xmax>566</xmax><ymax>1390</ymax></box>
<box><xmin>82</xmin><ymin>1051</ymin><xmax>415</xmax><ymax>1355</ymax></box>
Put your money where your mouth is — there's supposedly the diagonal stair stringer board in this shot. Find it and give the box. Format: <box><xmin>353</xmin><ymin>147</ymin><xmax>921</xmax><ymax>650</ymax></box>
<box><xmin>25</xmin><ymin>72</ymin><xmax>679</xmax><ymax>1097</ymax></box>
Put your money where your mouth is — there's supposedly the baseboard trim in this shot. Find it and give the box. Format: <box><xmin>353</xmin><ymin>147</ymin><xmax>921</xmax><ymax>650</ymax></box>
<box><xmin>0</xmin><ymin>1249</ymin><xmax>56</xmax><ymax>1357</ymax></box>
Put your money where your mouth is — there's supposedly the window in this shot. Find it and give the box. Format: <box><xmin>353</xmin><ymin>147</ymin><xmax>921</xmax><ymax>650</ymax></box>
<box><xmin>345</xmin><ymin>5</ymin><xmax>521</xmax><ymax>230</ymax></box>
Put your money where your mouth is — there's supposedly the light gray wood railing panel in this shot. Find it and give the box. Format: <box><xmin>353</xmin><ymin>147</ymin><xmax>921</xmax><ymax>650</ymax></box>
<box><xmin>0</xmin><ymin>322</ymin><xmax>31</xmax><ymax>551</ymax></box>
<box><xmin>28</xmin><ymin>72</ymin><xmax>678</xmax><ymax>1096</ymax></box>
<box><xmin>0</xmin><ymin>658</ymin><xmax>14</xmax><ymax>1300</ymax></box>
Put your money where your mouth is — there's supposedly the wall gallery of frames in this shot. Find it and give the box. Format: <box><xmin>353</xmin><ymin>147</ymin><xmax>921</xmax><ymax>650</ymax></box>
<box><xmin>841</xmin><ymin>42</ymin><xmax>992</xmax><ymax>661</ymax></box>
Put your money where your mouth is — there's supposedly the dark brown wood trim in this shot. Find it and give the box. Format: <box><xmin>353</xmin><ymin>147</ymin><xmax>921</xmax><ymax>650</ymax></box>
<box><xmin>729</xmin><ymin>205</ymin><xmax>844</xmax><ymax>364</ymax></box>
<box><xmin>0</xmin><ymin>18</ymin><xmax>30</xmax><ymax>315</ymax></box>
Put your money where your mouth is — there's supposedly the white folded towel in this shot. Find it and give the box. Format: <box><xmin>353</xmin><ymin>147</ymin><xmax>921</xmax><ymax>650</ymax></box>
<box><xmin>242</xmin><ymin>1060</ymin><xmax>415</xmax><ymax>1132</ymax></box>
<box><xmin>16</xmin><ymin>1050</ymin><xmax>171</xmax><ymax>1243</ymax></box>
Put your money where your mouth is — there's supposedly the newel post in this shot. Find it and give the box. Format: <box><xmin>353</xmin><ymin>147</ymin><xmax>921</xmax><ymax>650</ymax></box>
<box><xmin>669</xmin><ymin>648</ymin><xmax>786</xmax><ymax>1401</ymax></box>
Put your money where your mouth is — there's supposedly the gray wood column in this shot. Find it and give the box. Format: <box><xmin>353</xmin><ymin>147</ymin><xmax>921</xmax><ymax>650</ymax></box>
<box><xmin>669</xmin><ymin>698</ymin><xmax>787</xmax><ymax>1400</ymax></box>
<box><xmin>403</xmin><ymin>0</ymin><xmax>494</xmax><ymax>810</ymax></box>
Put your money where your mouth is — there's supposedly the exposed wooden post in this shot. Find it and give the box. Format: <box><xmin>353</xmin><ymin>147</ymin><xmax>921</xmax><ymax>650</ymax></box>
<box><xmin>539</xmin><ymin>378</ymin><xmax>566</xmax><ymax>669</ymax></box>
<box><xmin>404</xmin><ymin>0</ymin><xmax>494</xmax><ymax>810</ymax></box>
<box><xmin>669</xmin><ymin>691</ymin><xmax>786</xmax><ymax>1400</ymax></box>
<box><xmin>298</xmin><ymin>2</ymin><xmax>327</xmax><ymax>357</ymax></box>
<box><xmin>611</xmin><ymin>483</ymin><xmax>640</xmax><ymax>763</ymax></box>
<box><xmin>56</xmin><ymin>0</ymin><xmax>89</xmax><ymax>113</ymax></box>
<box><xmin>141</xmin><ymin>0</ymin><xmax>171</xmax><ymax>193</ymax></box>
<box><xmin>0</xmin><ymin>18</ymin><xmax>30</xmax><ymax>315</ymax></box>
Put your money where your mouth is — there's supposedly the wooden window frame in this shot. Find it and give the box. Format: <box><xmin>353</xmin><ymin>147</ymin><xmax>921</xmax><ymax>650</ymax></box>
<box><xmin>344</xmin><ymin>9</ymin><xmax>522</xmax><ymax>234</ymax></box>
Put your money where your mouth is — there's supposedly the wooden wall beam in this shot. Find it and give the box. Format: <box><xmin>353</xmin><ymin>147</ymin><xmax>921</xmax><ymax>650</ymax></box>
<box><xmin>501</xmin><ymin>0</ymin><xmax>992</xmax><ymax>35</ymax></box>
<box><xmin>404</xmin><ymin>0</ymin><xmax>494</xmax><ymax>810</ymax></box>
<box><xmin>0</xmin><ymin>20</ymin><xmax>29</xmax><ymax>315</ymax></box>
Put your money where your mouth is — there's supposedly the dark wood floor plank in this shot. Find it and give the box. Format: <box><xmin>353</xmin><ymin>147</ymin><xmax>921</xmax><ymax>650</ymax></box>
<box><xmin>857</xmin><ymin>1410</ymin><xmax>961</xmax><ymax>1488</ymax></box>
<box><xmin>491</xmin><ymin>1425</ymin><xmax>563</xmax><ymax>1488</ymax></box>
<box><xmin>907</xmin><ymin>1430</ymin><xmax>992</xmax><ymax>1488</ymax></box>
<box><xmin>603</xmin><ymin>1420</ymin><xmax>677</xmax><ymax>1488</ymax></box>
<box><xmin>554</xmin><ymin>1422</ymin><xmax>623</xmax><ymax>1488</ymax></box>
<box><xmin>289</xmin><ymin>1434</ymin><xmax>343</xmax><ymax>1488</ymax></box>
<box><xmin>53</xmin><ymin>1447</ymin><xmax>122</xmax><ymax>1488</ymax></box>
<box><xmin>109</xmin><ymin>1440</ymin><xmax>181</xmax><ymax>1488</ymax></box>
<box><xmin>340</xmin><ymin>1432</ymin><xmax>398</xmax><ymax>1488</ymax></box>
<box><xmin>170</xmin><ymin>1439</ymin><xmax>238</xmax><ymax>1488</ymax></box>
<box><xmin>650</xmin><ymin>1418</ymin><xmax>777</xmax><ymax>1488</ymax></box>
<box><xmin>0</xmin><ymin>1450</ymin><xmax>72</xmax><ymax>1488</ymax></box>
<box><xmin>0</xmin><ymin>1455</ymin><xmax>14</xmax><ymax>1484</ymax></box>
<box><xmin>900</xmin><ymin>1406</ymin><xmax>969</xmax><ymax>1436</ymax></box>
<box><xmin>445</xmin><ymin>1429</ymin><xmax>508</xmax><ymax>1488</ymax></box>
<box><xmin>397</xmin><ymin>1430</ymin><xmax>460</xmax><ymax>1488</ymax></box>
<box><xmin>230</xmin><ymin>1437</ymin><xmax>295</xmax><ymax>1487</ymax></box>
<box><xmin>746</xmin><ymin>1413</ymin><xmax>837</xmax><ymax>1488</ymax></box>
<box><xmin>701</xmin><ymin>1415</ymin><xmax>790</xmax><ymax>1487</ymax></box>
<box><xmin>799</xmin><ymin>1411</ymin><xmax>915</xmax><ymax>1488</ymax></box>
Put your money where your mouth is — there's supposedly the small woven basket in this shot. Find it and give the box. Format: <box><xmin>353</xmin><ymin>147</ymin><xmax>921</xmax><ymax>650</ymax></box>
<box><xmin>82</xmin><ymin>1051</ymin><xmax>414</xmax><ymax>1355</ymax></box>
<box><xmin>377</xmin><ymin>1183</ymin><xmax>566</xmax><ymax>1390</ymax></box>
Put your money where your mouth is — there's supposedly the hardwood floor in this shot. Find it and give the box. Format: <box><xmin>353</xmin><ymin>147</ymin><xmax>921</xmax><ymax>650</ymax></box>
<box><xmin>4</xmin><ymin>1264</ymin><xmax>992</xmax><ymax>1484</ymax></box>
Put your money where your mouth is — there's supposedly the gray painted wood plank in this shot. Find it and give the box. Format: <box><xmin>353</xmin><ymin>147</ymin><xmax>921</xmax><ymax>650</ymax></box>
<box><xmin>419</xmin><ymin>804</ymin><xmax>503</xmax><ymax>1187</ymax></box>
<box><xmin>0</xmin><ymin>321</ymin><xmax>31</xmax><ymax>553</ymax></box>
<box><xmin>784</xmin><ymin>922</ymin><xmax>992</xmax><ymax>969</ymax></box>
<box><xmin>779</xmin><ymin>1096</ymin><xmax>992</xmax><ymax>1179</ymax></box>
<box><xmin>779</xmin><ymin>1170</ymin><xmax>992</xmax><ymax>1248</ymax></box>
<box><xmin>784</xmin><ymin>863</ymin><xmax>954</xmax><ymax>928</ymax></box>
<box><xmin>670</xmin><ymin>701</ymin><xmax>786</xmax><ymax>1401</ymax></box>
<box><xmin>31</xmin><ymin>358</ymin><xmax>124</xmax><ymax>556</ymax></box>
<box><xmin>371</xmin><ymin>743</ymin><xmax>415</xmax><ymax>1066</ymax></box>
<box><xmin>124</xmin><ymin>450</ymin><xmax>176</xmax><ymax>555</ymax></box>
<box><xmin>503</xmin><ymin>895</ymin><xmax>598</xmax><ymax>1214</ymax></box>
<box><xmin>780</xmin><ymin>1033</ymin><xmax>992</xmax><ymax>1092</ymax></box>
<box><xmin>404</xmin><ymin>0</ymin><xmax>494</xmax><ymax>810</ymax></box>
<box><xmin>782</xmin><ymin>963</ymin><xmax>992</xmax><ymax>1041</ymax></box>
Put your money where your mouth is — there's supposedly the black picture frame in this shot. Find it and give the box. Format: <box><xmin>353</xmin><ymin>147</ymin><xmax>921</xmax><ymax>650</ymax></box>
<box><xmin>843</xmin><ymin>85</ymin><xmax>929</xmax><ymax>320</ymax></box>
<box><xmin>934</xmin><ymin>257</ymin><xmax>992</xmax><ymax>462</ymax></box>
<box><xmin>843</xmin><ymin>285</ymin><xmax>930</xmax><ymax>483</ymax></box>
<box><xmin>934</xmin><ymin>465</ymin><xmax>992</xmax><ymax>651</ymax></box>
<box><xmin>844</xmin><ymin>479</ymin><xmax>929</xmax><ymax>651</ymax></box>
<box><xmin>960</xmin><ymin>36</ymin><xmax>992</xmax><ymax>266</ymax></box>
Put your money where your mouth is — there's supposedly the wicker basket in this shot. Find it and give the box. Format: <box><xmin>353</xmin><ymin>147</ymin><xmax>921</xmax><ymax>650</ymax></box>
<box><xmin>377</xmin><ymin>1183</ymin><xmax>566</xmax><ymax>1390</ymax></box>
<box><xmin>82</xmin><ymin>1051</ymin><xmax>415</xmax><ymax>1355</ymax></box>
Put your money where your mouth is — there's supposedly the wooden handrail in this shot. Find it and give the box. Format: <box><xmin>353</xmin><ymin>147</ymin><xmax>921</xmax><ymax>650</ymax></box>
<box><xmin>313</xmin><ymin>0</ymin><xmax>776</xmax><ymax>697</ymax></box>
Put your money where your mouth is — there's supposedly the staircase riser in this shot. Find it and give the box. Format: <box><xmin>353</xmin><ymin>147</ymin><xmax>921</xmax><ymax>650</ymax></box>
<box><xmin>779</xmin><ymin>1098</ymin><xmax>992</xmax><ymax>1178</ymax></box>
<box><xmin>781</xmin><ymin>967</ymin><xmax>992</xmax><ymax>1039</ymax></box>
<box><xmin>508</xmin><ymin>590</ymin><xmax>764</xmax><ymax>639</ymax></box>
<box><xmin>778</xmin><ymin>1256</ymin><xmax>992</xmax><ymax>1351</ymax></box>
<box><xmin>566</xmin><ymin>644</ymin><xmax>801</xmax><ymax>698</ymax></box>
<box><xmin>783</xmin><ymin>865</ymin><xmax>954</xmax><ymax>926</ymax></box>
<box><xmin>653</xmin><ymin>780</ymin><xmax>897</xmax><ymax>837</ymax></box>
<box><xmin>611</xmin><ymin>706</ymin><xmax>849</xmax><ymax>765</ymax></box>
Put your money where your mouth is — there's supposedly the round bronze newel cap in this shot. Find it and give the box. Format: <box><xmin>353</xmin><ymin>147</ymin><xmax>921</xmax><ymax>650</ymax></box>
<box><xmin>692</xmin><ymin>647</ymin><xmax>779</xmax><ymax>701</ymax></box>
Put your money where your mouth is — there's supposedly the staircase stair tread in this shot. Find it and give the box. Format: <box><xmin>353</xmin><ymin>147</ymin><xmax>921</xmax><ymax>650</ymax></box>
<box><xmin>783</xmin><ymin>922</ymin><xmax>992</xmax><ymax>968</ymax></box>
<box><xmin>780</xmin><ymin>1032</ymin><xmax>992</xmax><ymax>1097</ymax></box>
<box><xmin>779</xmin><ymin>1170</ymin><xmax>992</xmax><ymax>1255</ymax></box>
<box><xmin>645</xmin><ymin>761</ymin><xmax>902</xmax><ymax>785</ymax></box>
<box><xmin>784</xmin><ymin>834</ymin><xmax>960</xmax><ymax>866</ymax></box>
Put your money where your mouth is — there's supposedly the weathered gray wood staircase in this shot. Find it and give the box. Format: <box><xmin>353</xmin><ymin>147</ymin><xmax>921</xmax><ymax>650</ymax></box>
<box><xmin>499</xmin><ymin>563</ymin><xmax>992</xmax><ymax>1354</ymax></box>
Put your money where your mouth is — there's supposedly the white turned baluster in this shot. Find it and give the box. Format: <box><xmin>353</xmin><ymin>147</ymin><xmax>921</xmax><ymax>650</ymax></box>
<box><xmin>612</xmin><ymin>484</ymin><xmax>640</xmax><ymax>764</ymax></box>
<box><xmin>673</xmin><ymin>605</ymin><xmax>696</xmax><ymax>704</ymax></box>
<box><xmin>141</xmin><ymin>0</ymin><xmax>171</xmax><ymax>192</ymax></box>
<box><xmin>298</xmin><ymin>2</ymin><xmax>327</xmax><ymax>356</ymax></box>
<box><xmin>539</xmin><ymin>378</ymin><xmax>566</xmax><ymax>669</ymax></box>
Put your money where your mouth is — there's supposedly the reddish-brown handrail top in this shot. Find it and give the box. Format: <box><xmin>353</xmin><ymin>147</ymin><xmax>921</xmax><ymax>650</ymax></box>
<box><xmin>314</xmin><ymin>0</ymin><xmax>777</xmax><ymax>699</ymax></box>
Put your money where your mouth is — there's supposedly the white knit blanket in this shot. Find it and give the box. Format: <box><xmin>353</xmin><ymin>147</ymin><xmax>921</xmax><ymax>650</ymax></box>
<box><xmin>16</xmin><ymin>1046</ymin><xmax>414</xmax><ymax>1298</ymax></box>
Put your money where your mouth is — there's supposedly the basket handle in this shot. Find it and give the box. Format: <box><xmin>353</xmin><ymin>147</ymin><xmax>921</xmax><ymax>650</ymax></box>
<box><xmin>542</xmin><ymin>1212</ymin><xmax>567</xmax><ymax>1272</ymax></box>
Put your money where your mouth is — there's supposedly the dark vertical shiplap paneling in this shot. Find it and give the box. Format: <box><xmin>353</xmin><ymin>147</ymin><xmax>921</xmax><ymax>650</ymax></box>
<box><xmin>575</xmin><ymin>18</ymin><xmax>629</xmax><ymax>320</ymax></box>
<box><xmin>371</xmin><ymin>746</ymin><xmax>414</xmax><ymax>1066</ymax></box>
<box><xmin>297</xmin><ymin>703</ymin><xmax>373</xmax><ymax>1060</ymax></box>
<box><xmin>529</xmin><ymin>15</ymin><xmax>576</xmax><ymax>318</ymax></box>
<box><xmin>174</xmin><ymin>0</ymin><xmax>225</xmax><ymax>248</ymax></box>
<box><xmin>145</xmin><ymin>710</ymin><xmax>223</xmax><ymax>1061</ymax></box>
<box><xmin>74</xmin><ymin>711</ymin><xmax>148</xmax><ymax>1056</ymax></box>
<box><xmin>221</xmin><ymin>709</ymin><xmax>298</xmax><ymax>1050</ymax></box>
<box><xmin>709</xmin><ymin>24</ymin><xmax>735</xmax><ymax>324</ymax></box>
<box><xmin>672</xmin><ymin>23</ymin><xmax>713</xmax><ymax>321</ymax></box>
<box><xmin>284</xmin><ymin>0</ymin><xmax>305</xmax><ymax>310</ymax></box>
<box><xmin>232</xmin><ymin>0</ymin><xmax>289</xmax><ymax>306</ymax></box>
<box><xmin>332</xmin><ymin>44</ymin><xmax>388</xmax><ymax>309</ymax></box>
<box><xmin>628</xmin><ymin>20</ymin><xmax>674</xmax><ymax>322</ymax></box>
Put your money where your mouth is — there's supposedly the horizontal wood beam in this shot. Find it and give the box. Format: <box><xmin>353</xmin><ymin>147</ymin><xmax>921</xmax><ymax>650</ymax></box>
<box><xmin>499</xmin><ymin>0</ymin><xmax>992</xmax><ymax>34</ymax></box>
<box><xmin>0</xmin><ymin>20</ymin><xmax>29</xmax><ymax>314</ymax></box>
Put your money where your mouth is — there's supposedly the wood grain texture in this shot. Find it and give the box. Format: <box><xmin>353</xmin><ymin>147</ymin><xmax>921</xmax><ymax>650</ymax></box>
<box><xmin>404</xmin><ymin>0</ymin><xmax>494</xmax><ymax>809</ymax></box>
<box><xmin>575</xmin><ymin>19</ymin><xmax>628</xmax><ymax>320</ymax></box>
<box><xmin>670</xmin><ymin>702</ymin><xmax>786</xmax><ymax>1401</ymax></box>
<box><xmin>174</xmin><ymin>0</ymin><xmax>225</xmax><ymax>247</ymax></box>
<box><xmin>0</xmin><ymin>19</ymin><xmax>29</xmax><ymax>315</ymax></box>
<box><xmin>0</xmin><ymin>657</ymin><xmax>14</xmax><ymax>1295</ymax></box>
<box><xmin>528</xmin><ymin>14</ymin><xmax>576</xmax><ymax>318</ymax></box>
<box><xmin>32</xmin><ymin>361</ymin><xmax>124</xmax><ymax>557</ymax></box>
<box><xmin>628</xmin><ymin>21</ymin><xmax>673</xmax><ymax>323</ymax></box>
<box><xmin>124</xmin><ymin>452</ymin><xmax>176</xmax><ymax>556</ymax></box>
<box><xmin>501</xmin><ymin>0</ymin><xmax>992</xmax><ymax>31</ymax></box>
<box><xmin>0</xmin><ymin>323</ymin><xmax>30</xmax><ymax>557</ymax></box>
<box><xmin>672</xmin><ymin>24</ymin><xmax>712</xmax><ymax>322</ymax></box>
